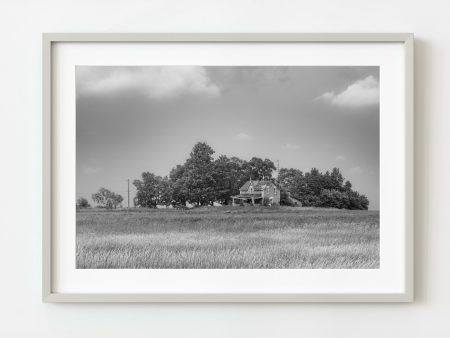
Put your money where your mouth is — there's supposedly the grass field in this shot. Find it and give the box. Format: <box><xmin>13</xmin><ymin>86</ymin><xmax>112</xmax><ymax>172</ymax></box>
<box><xmin>76</xmin><ymin>206</ymin><xmax>379</xmax><ymax>269</ymax></box>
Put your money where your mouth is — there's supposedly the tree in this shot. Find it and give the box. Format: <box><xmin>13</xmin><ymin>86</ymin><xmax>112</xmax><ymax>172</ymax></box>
<box><xmin>344</xmin><ymin>180</ymin><xmax>353</xmax><ymax>191</ymax></box>
<box><xmin>112</xmin><ymin>194</ymin><xmax>124</xmax><ymax>208</ymax></box>
<box><xmin>176</xmin><ymin>142</ymin><xmax>217</xmax><ymax>206</ymax></box>
<box><xmin>247</xmin><ymin>157</ymin><xmax>276</xmax><ymax>180</ymax></box>
<box><xmin>91</xmin><ymin>188</ymin><xmax>123</xmax><ymax>209</ymax></box>
<box><xmin>330</xmin><ymin>167</ymin><xmax>345</xmax><ymax>190</ymax></box>
<box><xmin>169</xmin><ymin>165</ymin><xmax>188</xmax><ymax>206</ymax></box>
<box><xmin>304</xmin><ymin>168</ymin><xmax>323</xmax><ymax>196</ymax></box>
<box><xmin>213</xmin><ymin>155</ymin><xmax>234</xmax><ymax>204</ymax></box>
<box><xmin>76</xmin><ymin>197</ymin><xmax>90</xmax><ymax>208</ymax></box>
<box><xmin>278</xmin><ymin>168</ymin><xmax>304</xmax><ymax>195</ymax></box>
<box><xmin>212</xmin><ymin>155</ymin><xmax>247</xmax><ymax>204</ymax></box>
<box><xmin>229</xmin><ymin>157</ymin><xmax>253</xmax><ymax>193</ymax></box>
<box><xmin>134</xmin><ymin>172</ymin><xmax>172</xmax><ymax>208</ymax></box>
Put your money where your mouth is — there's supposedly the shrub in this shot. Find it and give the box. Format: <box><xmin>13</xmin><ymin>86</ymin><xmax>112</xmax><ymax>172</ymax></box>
<box><xmin>280</xmin><ymin>189</ymin><xmax>294</xmax><ymax>206</ymax></box>
<box><xmin>76</xmin><ymin>197</ymin><xmax>90</xmax><ymax>209</ymax></box>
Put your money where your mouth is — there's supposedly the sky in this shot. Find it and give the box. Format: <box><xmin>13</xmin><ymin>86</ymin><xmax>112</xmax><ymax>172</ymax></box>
<box><xmin>76</xmin><ymin>66</ymin><xmax>380</xmax><ymax>209</ymax></box>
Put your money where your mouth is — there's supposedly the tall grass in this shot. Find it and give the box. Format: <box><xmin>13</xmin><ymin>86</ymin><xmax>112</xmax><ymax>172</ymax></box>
<box><xmin>76</xmin><ymin>206</ymin><xmax>379</xmax><ymax>269</ymax></box>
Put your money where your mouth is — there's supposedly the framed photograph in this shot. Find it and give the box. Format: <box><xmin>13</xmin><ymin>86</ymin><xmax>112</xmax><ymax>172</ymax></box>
<box><xmin>43</xmin><ymin>33</ymin><xmax>413</xmax><ymax>302</ymax></box>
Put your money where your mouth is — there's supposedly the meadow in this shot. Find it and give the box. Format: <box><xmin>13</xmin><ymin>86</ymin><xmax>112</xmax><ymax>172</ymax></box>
<box><xmin>76</xmin><ymin>206</ymin><xmax>379</xmax><ymax>269</ymax></box>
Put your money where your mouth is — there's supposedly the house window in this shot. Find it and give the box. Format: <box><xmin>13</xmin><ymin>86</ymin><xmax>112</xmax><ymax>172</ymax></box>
<box><xmin>250</xmin><ymin>186</ymin><xmax>253</xmax><ymax>193</ymax></box>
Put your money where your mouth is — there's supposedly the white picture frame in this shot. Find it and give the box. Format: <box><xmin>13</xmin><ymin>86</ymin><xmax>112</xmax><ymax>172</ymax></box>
<box><xmin>43</xmin><ymin>33</ymin><xmax>414</xmax><ymax>302</ymax></box>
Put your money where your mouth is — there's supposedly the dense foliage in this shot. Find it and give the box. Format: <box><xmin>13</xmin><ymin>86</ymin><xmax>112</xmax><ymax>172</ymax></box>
<box><xmin>278</xmin><ymin>167</ymin><xmax>369</xmax><ymax>210</ymax></box>
<box><xmin>133</xmin><ymin>142</ymin><xmax>276</xmax><ymax>207</ymax></box>
<box><xmin>76</xmin><ymin>197</ymin><xmax>90</xmax><ymax>208</ymax></box>
<box><xmin>132</xmin><ymin>142</ymin><xmax>369</xmax><ymax>210</ymax></box>
<box><xmin>91</xmin><ymin>187</ymin><xmax>124</xmax><ymax>209</ymax></box>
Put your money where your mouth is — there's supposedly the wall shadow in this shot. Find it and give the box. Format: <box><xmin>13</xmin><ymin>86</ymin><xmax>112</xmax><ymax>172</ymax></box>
<box><xmin>413</xmin><ymin>37</ymin><xmax>431</xmax><ymax>304</ymax></box>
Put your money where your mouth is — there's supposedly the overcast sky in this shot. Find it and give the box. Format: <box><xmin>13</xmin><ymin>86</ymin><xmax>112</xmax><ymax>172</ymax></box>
<box><xmin>76</xmin><ymin>66</ymin><xmax>379</xmax><ymax>209</ymax></box>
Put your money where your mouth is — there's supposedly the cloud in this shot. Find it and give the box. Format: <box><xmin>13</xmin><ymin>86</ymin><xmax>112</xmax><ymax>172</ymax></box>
<box><xmin>234</xmin><ymin>132</ymin><xmax>253</xmax><ymax>141</ymax></box>
<box><xmin>77</xmin><ymin>66</ymin><xmax>220</xmax><ymax>100</ymax></box>
<box><xmin>349</xmin><ymin>166</ymin><xmax>362</xmax><ymax>174</ymax></box>
<box><xmin>83</xmin><ymin>167</ymin><xmax>102</xmax><ymax>175</ymax></box>
<box><xmin>335</xmin><ymin>155</ymin><xmax>345</xmax><ymax>161</ymax></box>
<box><xmin>284</xmin><ymin>143</ymin><xmax>299</xmax><ymax>150</ymax></box>
<box><xmin>316</xmin><ymin>75</ymin><xmax>379</xmax><ymax>107</ymax></box>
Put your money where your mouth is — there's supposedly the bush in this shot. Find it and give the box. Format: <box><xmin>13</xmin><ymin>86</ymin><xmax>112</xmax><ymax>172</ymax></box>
<box><xmin>347</xmin><ymin>191</ymin><xmax>369</xmax><ymax>210</ymax></box>
<box><xmin>300</xmin><ymin>194</ymin><xmax>321</xmax><ymax>207</ymax></box>
<box><xmin>318</xmin><ymin>189</ymin><xmax>368</xmax><ymax>210</ymax></box>
<box><xmin>280</xmin><ymin>189</ymin><xmax>294</xmax><ymax>206</ymax></box>
<box><xmin>319</xmin><ymin>189</ymin><xmax>349</xmax><ymax>209</ymax></box>
<box><xmin>77</xmin><ymin>197</ymin><xmax>90</xmax><ymax>209</ymax></box>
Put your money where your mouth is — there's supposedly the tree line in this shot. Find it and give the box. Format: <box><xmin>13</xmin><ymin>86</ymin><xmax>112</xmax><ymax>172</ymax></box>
<box><xmin>133</xmin><ymin>142</ymin><xmax>276</xmax><ymax>208</ymax></box>
<box><xmin>79</xmin><ymin>142</ymin><xmax>369</xmax><ymax>210</ymax></box>
<box><xmin>278</xmin><ymin>167</ymin><xmax>369</xmax><ymax>210</ymax></box>
<box><xmin>131</xmin><ymin>142</ymin><xmax>369</xmax><ymax>210</ymax></box>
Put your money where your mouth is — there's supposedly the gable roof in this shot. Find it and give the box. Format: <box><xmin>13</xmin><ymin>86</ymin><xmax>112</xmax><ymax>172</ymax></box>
<box><xmin>254</xmin><ymin>180</ymin><xmax>274</xmax><ymax>189</ymax></box>
<box><xmin>240</xmin><ymin>180</ymin><xmax>256</xmax><ymax>191</ymax></box>
<box><xmin>240</xmin><ymin>180</ymin><xmax>278</xmax><ymax>191</ymax></box>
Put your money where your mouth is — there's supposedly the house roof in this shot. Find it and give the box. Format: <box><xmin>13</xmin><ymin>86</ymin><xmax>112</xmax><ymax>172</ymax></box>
<box><xmin>254</xmin><ymin>180</ymin><xmax>273</xmax><ymax>189</ymax></box>
<box><xmin>239</xmin><ymin>180</ymin><xmax>253</xmax><ymax>191</ymax></box>
<box><xmin>240</xmin><ymin>180</ymin><xmax>277</xmax><ymax>191</ymax></box>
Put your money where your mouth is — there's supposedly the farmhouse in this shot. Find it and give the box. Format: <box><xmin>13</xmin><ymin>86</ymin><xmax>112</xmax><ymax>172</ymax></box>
<box><xmin>231</xmin><ymin>180</ymin><xmax>280</xmax><ymax>206</ymax></box>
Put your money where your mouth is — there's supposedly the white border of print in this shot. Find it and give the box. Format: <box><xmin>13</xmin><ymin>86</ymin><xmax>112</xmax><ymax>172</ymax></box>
<box><xmin>43</xmin><ymin>33</ymin><xmax>413</xmax><ymax>302</ymax></box>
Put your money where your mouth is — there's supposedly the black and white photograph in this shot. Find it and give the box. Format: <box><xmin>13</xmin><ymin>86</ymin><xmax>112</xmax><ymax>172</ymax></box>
<box><xmin>76</xmin><ymin>65</ymin><xmax>380</xmax><ymax>269</ymax></box>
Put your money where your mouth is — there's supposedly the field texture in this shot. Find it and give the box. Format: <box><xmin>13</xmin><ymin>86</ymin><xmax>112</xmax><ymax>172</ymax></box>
<box><xmin>76</xmin><ymin>206</ymin><xmax>379</xmax><ymax>269</ymax></box>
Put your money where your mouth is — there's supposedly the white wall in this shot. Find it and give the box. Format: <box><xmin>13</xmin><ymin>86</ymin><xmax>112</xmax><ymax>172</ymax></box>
<box><xmin>0</xmin><ymin>0</ymin><xmax>448</xmax><ymax>336</ymax></box>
